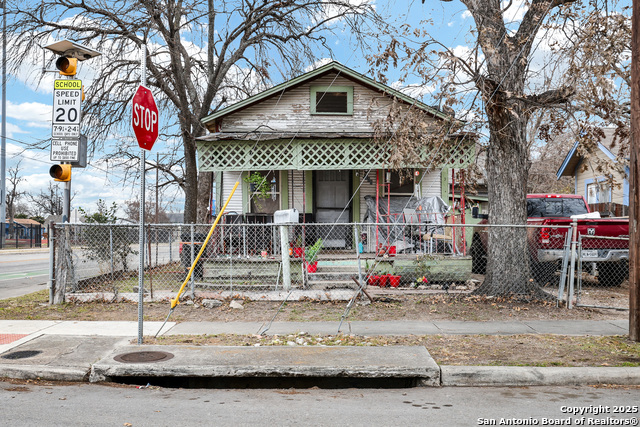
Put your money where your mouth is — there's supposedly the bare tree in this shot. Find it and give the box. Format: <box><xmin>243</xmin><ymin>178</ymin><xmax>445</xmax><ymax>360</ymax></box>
<box><xmin>547</xmin><ymin>3</ymin><xmax>631</xmax><ymax>183</ymax></box>
<box><xmin>5</xmin><ymin>0</ymin><xmax>376</xmax><ymax>223</ymax></box>
<box><xmin>29</xmin><ymin>182</ymin><xmax>64</xmax><ymax>217</ymax></box>
<box><xmin>5</xmin><ymin>161</ymin><xmax>25</xmax><ymax>239</ymax></box>
<box><xmin>368</xmin><ymin>0</ymin><xmax>621</xmax><ymax>297</ymax></box>
<box><xmin>124</xmin><ymin>198</ymin><xmax>170</xmax><ymax>224</ymax></box>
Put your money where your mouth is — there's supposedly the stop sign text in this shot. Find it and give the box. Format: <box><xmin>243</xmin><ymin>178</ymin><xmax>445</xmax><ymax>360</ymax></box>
<box><xmin>132</xmin><ymin>85</ymin><xmax>159</xmax><ymax>151</ymax></box>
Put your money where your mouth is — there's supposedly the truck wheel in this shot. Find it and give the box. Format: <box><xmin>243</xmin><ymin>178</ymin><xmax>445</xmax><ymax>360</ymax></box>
<box><xmin>597</xmin><ymin>262</ymin><xmax>627</xmax><ymax>287</ymax></box>
<box><xmin>531</xmin><ymin>261</ymin><xmax>559</xmax><ymax>286</ymax></box>
<box><xmin>470</xmin><ymin>235</ymin><xmax>486</xmax><ymax>275</ymax></box>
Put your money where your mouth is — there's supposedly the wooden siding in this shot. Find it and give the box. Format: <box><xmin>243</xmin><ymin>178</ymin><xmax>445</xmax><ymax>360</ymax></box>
<box><xmin>420</xmin><ymin>170</ymin><xmax>441</xmax><ymax>198</ymax></box>
<box><xmin>219</xmin><ymin>72</ymin><xmax>435</xmax><ymax>133</ymax></box>
<box><xmin>575</xmin><ymin>149</ymin><xmax>627</xmax><ymax>205</ymax></box>
<box><xmin>288</xmin><ymin>170</ymin><xmax>305</xmax><ymax>212</ymax></box>
<box><xmin>221</xmin><ymin>171</ymin><xmax>244</xmax><ymax>213</ymax></box>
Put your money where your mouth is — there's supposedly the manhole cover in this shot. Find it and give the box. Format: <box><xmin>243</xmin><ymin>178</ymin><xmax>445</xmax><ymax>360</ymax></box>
<box><xmin>1</xmin><ymin>350</ymin><xmax>43</xmax><ymax>360</ymax></box>
<box><xmin>114</xmin><ymin>351</ymin><xmax>174</xmax><ymax>364</ymax></box>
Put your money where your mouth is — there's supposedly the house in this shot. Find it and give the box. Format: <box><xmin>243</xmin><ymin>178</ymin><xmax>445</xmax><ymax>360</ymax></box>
<box><xmin>4</xmin><ymin>218</ymin><xmax>43</xmax><ymax>245</ymax></box>
<box><xmin>556</xmin><ymin>128</ymin><xmax>629</xmax><ymax>217</ymax></box>
<box><xmin>196</xmin><ymin>61</ymin><xmax>475</xmax><ymax>251</ymax></box>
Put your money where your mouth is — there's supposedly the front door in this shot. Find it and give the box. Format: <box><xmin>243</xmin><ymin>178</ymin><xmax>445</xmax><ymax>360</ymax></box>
<box><xmin>314</xmin><ymin>170</ymin><xmax>351</xmax><ymax>248</ymax></box>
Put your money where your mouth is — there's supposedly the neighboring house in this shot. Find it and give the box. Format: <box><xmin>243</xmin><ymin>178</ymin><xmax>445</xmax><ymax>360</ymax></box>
<box><xmin>197</xmin><ymin>61</ymin><xmax>475</xmax><ymax>249</ymax></box>
<box><xmin>556</xmin><ymin>128</ymin><xmax>629</xmax><ymax>217</ymax></box>
<box><xmin>4</xmin><ymin>218</ymin><xmax>43</xmax><ymax>241</ymax></box>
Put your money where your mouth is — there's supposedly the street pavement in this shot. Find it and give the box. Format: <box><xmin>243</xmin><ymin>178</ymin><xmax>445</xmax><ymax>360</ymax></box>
<box><xmin>0</xmin><ymin>319</ymin><xmax>638</xmax><ymax>387</ymax></box>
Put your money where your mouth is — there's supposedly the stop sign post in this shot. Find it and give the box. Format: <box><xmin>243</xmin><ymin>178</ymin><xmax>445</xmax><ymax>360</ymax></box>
<box><xmin>132</xmin><ymin>85</ymin><xmax>158</xmax><ymax>150</ymax></box>
<box><xmin>132</xmin><ymin>54</ymin><xmax>159</xmax><ymax>345</ymax></box>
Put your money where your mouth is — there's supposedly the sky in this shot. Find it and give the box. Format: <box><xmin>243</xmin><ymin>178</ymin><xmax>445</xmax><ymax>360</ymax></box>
<box><xmin>0</xmin><ymin>0</ymin><xmax>631</xmax><ymax>219</ymax></box>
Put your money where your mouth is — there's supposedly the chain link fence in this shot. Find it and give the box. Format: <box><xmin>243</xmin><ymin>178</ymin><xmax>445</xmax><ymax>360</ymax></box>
<box><xmin>49</xmin><ymin>221</ymin><xmax>629</xmax><ymax>310</ymax></box>
<box><xmin>576</xmin><ymin>235</ymin><xmax>629</xmax><ymax>310</ymax></box>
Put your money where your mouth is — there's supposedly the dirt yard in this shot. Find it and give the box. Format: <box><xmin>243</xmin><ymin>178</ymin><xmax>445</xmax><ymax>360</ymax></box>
<box><xmin>1</xmin><ymin>290</ymin><xmax>637</xmax><ymax>368</ymax></box>
<box><xmin>0</xmin><ymin>290</ymin><xmax>629</xmax><ymax>323</ymax></box>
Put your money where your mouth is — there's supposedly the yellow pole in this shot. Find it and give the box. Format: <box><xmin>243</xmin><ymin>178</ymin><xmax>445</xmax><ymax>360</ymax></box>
<box><xmin>170</xmin><ymin>181</ymin><xmax>239</xmax><ymax>309</ymax></box>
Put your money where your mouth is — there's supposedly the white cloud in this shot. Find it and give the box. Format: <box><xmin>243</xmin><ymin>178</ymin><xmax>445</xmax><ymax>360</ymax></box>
<box><xmin>7</xmin><ymin>100</ymin><xmax>51</xmax><ymax>123</ymax></box>
<box><xmin>6</xmin><ymin>123</ymin><xmax>28</xmax><ymax>139</ymax></box>
<box><xmin>502</xmin><ymin>0</ymin><xmax>528</xmax><ymax>24</ymax></box>
<box><xmin>461</xmin><ymin>10</ymin><xmax>472</xmax><ymax>20</ymax></box>
<box><xmin>390</xmin><ymin>81</ymin><xmax>435</xmax><ymax>99</ymax></box>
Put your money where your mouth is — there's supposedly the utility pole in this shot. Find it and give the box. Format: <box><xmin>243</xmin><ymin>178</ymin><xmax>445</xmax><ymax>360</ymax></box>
<box><xmin>630</xmin><ymin>0</ymin><xmax>639</xmax><ymax>341</ymax></box>
<box><xmin>1</xmin><ymin>0</ymin><xmax>7</xmax><ymax>249</ymax></box>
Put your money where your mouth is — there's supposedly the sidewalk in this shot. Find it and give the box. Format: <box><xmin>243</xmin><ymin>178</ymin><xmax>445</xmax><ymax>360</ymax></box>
<box><xmin>0</xmin><ymin>319</ymin><xmax>638</xmax><ymax>387</ymax></box>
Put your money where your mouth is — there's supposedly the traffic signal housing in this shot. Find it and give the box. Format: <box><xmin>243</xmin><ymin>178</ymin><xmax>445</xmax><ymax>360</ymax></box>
<box><xmin>56</xmin><ymin>56</ymin><xmax>77</xmax><ymax>76</ymax></box>
<box><xmin>50</xmin><ymin>164</ymin><xmax>72</xmax><ymax>182</ymax></box>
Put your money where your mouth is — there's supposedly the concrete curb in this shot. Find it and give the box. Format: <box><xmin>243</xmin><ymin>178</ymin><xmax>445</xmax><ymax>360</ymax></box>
<box><xmin>0</xmin><ymin>365</ymin><xmax>89</xmax><ymax>382</ymax></box>
<box><xmin>90</xmin><ymin>345</ymin><xmax>441</xmax><ymax>386</ymax></box>
<box><xmin>440</xmin><ymin>365</ymin><xmax>640</xmax><ymax>387</ymax></box>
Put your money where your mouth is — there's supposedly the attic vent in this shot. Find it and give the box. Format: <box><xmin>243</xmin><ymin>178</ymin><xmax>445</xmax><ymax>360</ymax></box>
<box><xmin>316</xmin><ymin>91</ymin><xmax>347</xmax><ymax>113</ymax></box>
<box><xmin>310</xmin><ymin>86</ymin><xmax>353</xmax><ymax>115</ymax></box>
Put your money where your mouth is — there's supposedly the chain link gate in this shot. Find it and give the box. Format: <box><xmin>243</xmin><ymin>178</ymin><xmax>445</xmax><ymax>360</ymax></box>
<box><xmin>576</xmin><ymin>235</ymin><xmax>629</xmax><ymax>310</ymax></box>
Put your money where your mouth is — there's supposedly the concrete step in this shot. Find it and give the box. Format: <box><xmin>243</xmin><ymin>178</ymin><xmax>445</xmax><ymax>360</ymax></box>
<box><xmin>308</xmin><ymin>272</ymin><xmax>359</xmax><ymax>281</ymax></box>
<box><xmin>307</xmin><ymin>280</ymin><xmax>357</xmax><ymax>289</ymax></box>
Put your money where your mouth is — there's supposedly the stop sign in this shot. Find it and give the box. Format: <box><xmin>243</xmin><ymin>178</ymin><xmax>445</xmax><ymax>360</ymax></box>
<box><xmin>132</xmin><ymin>85</ymin><xmax>159</xmax><ymax>151</ymax></box>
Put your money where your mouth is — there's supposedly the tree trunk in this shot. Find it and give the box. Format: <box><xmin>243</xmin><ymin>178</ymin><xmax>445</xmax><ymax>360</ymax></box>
<box><xmin>183</xmin><ymin>136</ymin><xmax>199</xmax><ymax>224</ymax></box>
<box><xmin>197</xmin><ymin>171</ymin><xmax>214</xmax><ymax>223</ymax></box>
<box><xmin>473</xmin><ymin>93</ymin><xmax>548</xmax><ymax>298</ymax></box>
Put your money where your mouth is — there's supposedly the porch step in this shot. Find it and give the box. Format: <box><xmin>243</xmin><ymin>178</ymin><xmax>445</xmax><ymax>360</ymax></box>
<box><xmin>307</xmin><ymin>280</ymin><xmax>357</xmax><ymax>289</ymax></box>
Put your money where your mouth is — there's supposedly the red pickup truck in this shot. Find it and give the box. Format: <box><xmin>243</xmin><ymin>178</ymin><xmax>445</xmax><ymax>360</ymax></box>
<box><xmin>470</xmin><ymin>194</ymin><xmax>629</xmax><ymax>287</ymax></box>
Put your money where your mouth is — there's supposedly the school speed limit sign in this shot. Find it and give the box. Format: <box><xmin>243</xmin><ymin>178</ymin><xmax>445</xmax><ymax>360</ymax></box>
<box><xmin>52</xmin><ymin>79</ymin><xmax>82</xmax><ymax>138</ymax></box>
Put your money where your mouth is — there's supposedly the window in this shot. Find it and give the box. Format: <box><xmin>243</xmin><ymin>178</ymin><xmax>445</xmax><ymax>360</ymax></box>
<box><xmin>383</xmin><ymin>170</ymin><xmax>420</xmax><ymax>197</ymax></box>
<box><xmin>586</xmin><ymin>181</ymin><xmax>611</xmax><ymax>204</ymax></box>
<box><xmin>248</xmin><ymin>171</ymin><xmax>280</xmax><ymax>214</ymax></box>
<box><xmin>526</xmin><ymin>198</ymin><xmax>589</xmax><ymax>217</ymax></box>
<box><xmin>310</xmin><ymin>86</ymin><xmax>353</xmax><ymax>115</ymax></box>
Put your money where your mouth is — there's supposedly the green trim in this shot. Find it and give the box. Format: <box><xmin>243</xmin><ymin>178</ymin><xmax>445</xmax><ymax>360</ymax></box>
<box><xmin>201</xmin><ymin>61</ymin><xmax>454</xmax><ymax>127</ymax></box>
<box><xmin>280</xmin><ymin>170</ymin><xmax>289</xmax><ymax>209</ymax></box>
<box><xmin>310</xmin><ymin>85</ymin><xmax>353</xmax><ymax>115</ymax></box>
<box><xmin>241</xmin><ymin>171</ymin><xmax>249</xmax><ymax>214</ymax></box>
<box><xmin>352</xmin><ymin>171</ymin><xmax>360</xmax><ymax>221</ymax></box>
<box><xmin>215</xmin><ymin>172</ymin><xmax>223</xmax><ymax>214</ymax></box>
<box><xmin>305</xmin><ymin>171</ymin><xmax>313</xmax><ymax>213</ymax></box>
<box><xmin>440</xmin><ymin>168</ymin><xmax>449</xmax><ymax>201</ymax></box>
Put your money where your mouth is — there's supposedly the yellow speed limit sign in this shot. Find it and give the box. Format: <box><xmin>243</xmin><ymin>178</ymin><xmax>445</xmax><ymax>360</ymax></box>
<box><xmin>52</xmin><ymin>79</ymin><xmax>82</xmax><ymax>138</ymax></box>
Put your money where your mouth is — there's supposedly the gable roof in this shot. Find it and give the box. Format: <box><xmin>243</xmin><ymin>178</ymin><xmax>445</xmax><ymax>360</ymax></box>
<box><xmin>7</xmin><ymin>218</ymin><xmax>42</xmax><ymax>226</ymax></box>
<box><xmin>556</xmin><ymin>128</ymin><xmax>624</xmax><ymax>179</ymax></box>
<box><xmin>201</xmin><ymin>61</ymin><xmax>452</xmax><ymax>130</ymax></box>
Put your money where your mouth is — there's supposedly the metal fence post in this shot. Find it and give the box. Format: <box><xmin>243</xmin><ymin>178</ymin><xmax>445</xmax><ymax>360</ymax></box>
<box><xmin>355</xmin><ymin>225</ymin><xmax>364</xmax><ymax>287</ymax></box>
<box><xmin>190</xmin><ymin>224</ymin><xmax>195</xmax><ymax>298</ymax></box>
<box><xmin>169</xmin><ymin>227</ymin><xmax>173</xmax><ymax>262</ymax></box>
<box><xmin>557</xmin><ymin>229</ymin><xmax>572</xmax><ymax>306</ymax></box>
<box><xmin>568</xmin><ymin>219</ymin><xmax>578</xmax><ymax>309</ymax></box>
<box><xmin>280</xmin><ymin>224</ymin><xmax>291</xmax><ymax>291</ymax></box>
<box><xmin>48</xmin><ymin>223</ymin><xmax>55</xmax><ymax>304</ymax></box>
<box><xmin>110</xmin><ymin>226</ymin><xmax>114</xmax><ymax>283</ymax></box>
<box><xmin>576</xmin><ymin>235</ymin><xmax>583</xmax><ymax>306</ymax></box>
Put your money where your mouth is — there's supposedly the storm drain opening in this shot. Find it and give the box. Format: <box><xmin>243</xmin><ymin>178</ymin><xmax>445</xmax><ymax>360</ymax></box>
<box><xmin>1</xmin><ymin>350</ymin><xmax>43</xmax><ymax>360</ymax></box>
<box><xmin>108</xmin><ymin>376</ymin><xmax>422</xmax><ymax>389</ymax></box>
<box><xmin>114</xmin><ymin>351</ymin><xmax>175</xmax><ymax>364</ymax></box>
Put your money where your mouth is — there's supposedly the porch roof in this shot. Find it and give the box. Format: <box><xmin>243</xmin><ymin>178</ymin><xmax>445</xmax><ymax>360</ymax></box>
<box><xmin>198</xmin><ymin>131</ymin><xmax>374</xmax><ymax>142</ymax></box>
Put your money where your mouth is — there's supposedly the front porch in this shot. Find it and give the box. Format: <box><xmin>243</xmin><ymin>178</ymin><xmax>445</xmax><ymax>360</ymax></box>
<box><xmin>196</xmin><ymin>252</ymin><xmax>472</xmax><ymax>291</ymax></box>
